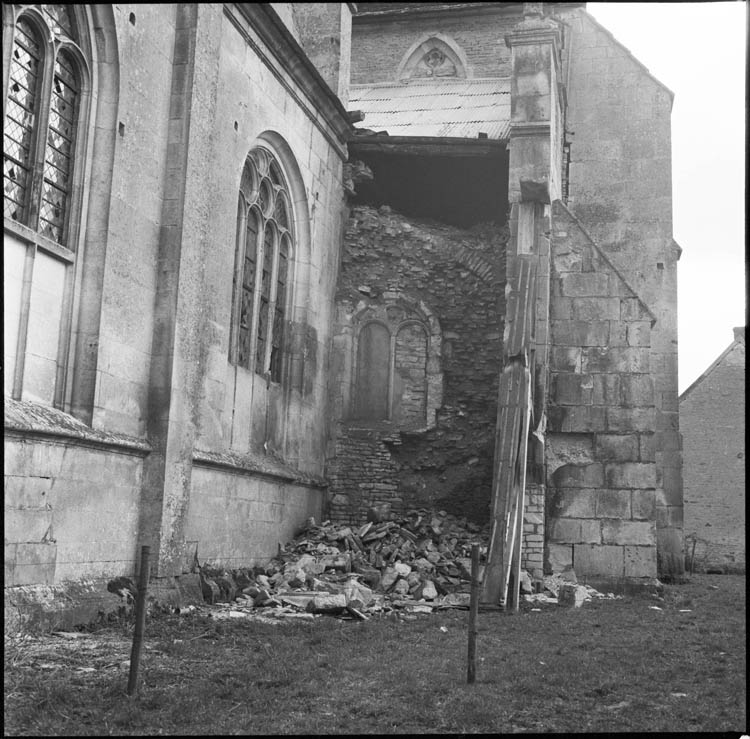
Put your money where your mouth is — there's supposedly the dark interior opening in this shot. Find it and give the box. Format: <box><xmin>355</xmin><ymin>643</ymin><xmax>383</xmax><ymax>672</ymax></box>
<box><xmin>351</xmin><ymin>148</ymin><xmax>509</xmax><ymax>228</ymax></box>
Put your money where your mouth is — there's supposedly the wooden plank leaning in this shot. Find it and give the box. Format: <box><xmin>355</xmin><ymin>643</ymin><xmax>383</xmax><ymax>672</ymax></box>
<box><xmin>483</xmin><ymin>254</ymin><xmax>538</xmax><ymax>607</ymax></box>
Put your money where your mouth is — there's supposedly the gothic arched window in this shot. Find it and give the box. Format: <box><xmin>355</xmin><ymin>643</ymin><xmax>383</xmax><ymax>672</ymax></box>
<box><xmin>4</xmin><ymin>5</ymin><xmax>90</xmax><ymax>406</ymax></box>
<box><xmin>230</xmin><ymin>147</ymin><xmax>293</xmax><ymax>383</ymax></box>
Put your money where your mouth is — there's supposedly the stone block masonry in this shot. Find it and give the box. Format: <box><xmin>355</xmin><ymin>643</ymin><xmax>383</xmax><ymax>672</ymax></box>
<box><xmin>545</xmin><ymin>201</ymin><xmax>658</xmax><ymax>580</ymax></box>
<box><xmin>560</xmin><ymin>6</ymin><xmax>682</xmax><ymax>577</ymax></box>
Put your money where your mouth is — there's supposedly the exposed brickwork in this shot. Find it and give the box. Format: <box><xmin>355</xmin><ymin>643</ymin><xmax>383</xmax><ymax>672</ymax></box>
<box><xmin>327</xmin><ymin>205</ymin><xmax>507</xmax><ymax>523</ymax></box>
<box><xmin>522</xmin><ymin>484</ymin><xmax>545</xmax><ymax>579</ymax></box>
<box><xmin>351</xmin><ymin>7</ymin><xmax>521</xmax><ymax>84</ymax></box>
<box><xmin>328</xmin><ymin>425</ymin><xmax>403</xmax><ymax>524</ymax></box>
<box><xmin>681</xmin><ymin>334</ymin><xmax>745</xmax><ymax>573</ymax></box>
<box><xmin>393</xmin><ymin>323</ymin><xmax>429</xmax><ymax>426</ymax></box>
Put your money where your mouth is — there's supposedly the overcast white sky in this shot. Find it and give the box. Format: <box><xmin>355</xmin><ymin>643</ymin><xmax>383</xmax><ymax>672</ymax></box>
<box><xmin>586</xmin><ymin>2</ymin><xmax>747</xmax><ymax>394</ymax></box>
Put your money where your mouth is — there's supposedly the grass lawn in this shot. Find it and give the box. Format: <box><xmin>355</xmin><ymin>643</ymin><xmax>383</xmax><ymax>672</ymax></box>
<box><xmin>4</xmin><ymin>574</ymin><xmax>745</xmax><ymax>735</ymax></box>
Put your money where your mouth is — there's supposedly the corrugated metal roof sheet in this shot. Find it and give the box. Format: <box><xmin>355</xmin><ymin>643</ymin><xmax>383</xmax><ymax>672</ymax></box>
<box><xmin>349</xmin><ymin>78</ymin><xmax>511</xmax><ymax>140</ymax></box>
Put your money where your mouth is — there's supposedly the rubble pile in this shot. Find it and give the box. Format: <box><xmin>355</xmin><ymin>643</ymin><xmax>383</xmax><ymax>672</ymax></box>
<box><xmin>198</xmin><ymin>509</ymin><xmax>492</xmax><ymax>620</ymax></box>
<box><xmin>185</xmin><ymin>510</ymin><xmax>624</xmax><ymax>622</ymax></box>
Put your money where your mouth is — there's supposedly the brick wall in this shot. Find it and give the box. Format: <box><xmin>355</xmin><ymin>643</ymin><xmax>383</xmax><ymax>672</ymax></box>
<box><xmin>681</xmin><ymin>336</ymin><xmax>745</xmax><ymax>573</ymax></box>
<box><xmin>546</xmin><ymin>201</ymin><xmax>657</xmax><ymax>581</ymax></box>
<box><xmin>351</xmin><ymin>7</ymin><xmax>521</xmax><ymax>84</ymax></box>
<box><xmin>522</xmin><ymin>484</ymin><xmax>545</xmax><ymax>579</ymax></box>
<box><xmin>327</xmin><ymin>205</ymin><xmax>507</xmax><ymax>523</ymax></box>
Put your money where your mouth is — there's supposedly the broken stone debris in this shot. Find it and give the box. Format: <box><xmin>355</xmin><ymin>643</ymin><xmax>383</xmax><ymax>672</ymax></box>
<box><xmin>109</xmin><ymin>509</ymin><xmax>623</xmax><ymax>621</ymax></box>
<box><xmin>195</xmin><ymin>509</ymin><xmax>492</xmax><ymax>619</ymax></box>
<box><xmin>523</xmin><ymin>573</ymin><xmax>623</xmax><ymax>607</ymax></box>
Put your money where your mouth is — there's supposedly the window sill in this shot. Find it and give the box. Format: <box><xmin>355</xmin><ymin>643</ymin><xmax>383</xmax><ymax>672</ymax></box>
<box><xmin>4</xmin><ymin>396</ymin><xmax>151</xmax><ymax>455</ymax></box>
<box><xmin>4</xmin><ymin>219</ymin><xmax>75</xmax><ymax>262</ymax></box>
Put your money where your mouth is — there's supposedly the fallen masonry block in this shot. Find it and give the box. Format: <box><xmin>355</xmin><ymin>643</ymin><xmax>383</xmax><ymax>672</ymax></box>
<box><xmin>306</xmin><ymin>594</ymin><xmax>347</xmax><ymax>614</ymax></box>
<box><xmin>557</xmin><ymin>583</ymin><xmax>590</xmax><ymax>608</ymax></box>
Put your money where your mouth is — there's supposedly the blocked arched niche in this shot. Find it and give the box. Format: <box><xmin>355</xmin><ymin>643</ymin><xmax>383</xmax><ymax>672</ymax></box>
<box><xmin>396</xmin><ymin>33</ymin><xmax>469</xmax><ymax>81</ymax></box>
<box><xmin>348</xmin><ymin>295</ymin><xmax>443</xmax><ymax>429</ymax></box>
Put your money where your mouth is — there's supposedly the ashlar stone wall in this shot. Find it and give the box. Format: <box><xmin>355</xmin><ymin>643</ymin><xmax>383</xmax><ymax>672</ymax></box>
<box><xmin>560</xmin><ymin>7</ymin><xmax>681</xmax><ymax>576</ymax></box>
<box><xmin>546</xmin><ymin>201</ymin><xmax>657</xmax><ymax>581</ymax></box>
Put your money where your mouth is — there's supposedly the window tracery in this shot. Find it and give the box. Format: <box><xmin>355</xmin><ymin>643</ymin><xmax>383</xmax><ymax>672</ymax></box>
<box><xmin>230</xmin><ymin>147</ymin><xmax>293</xmax><ymax>383</ymax></box>
<box><xmin>3</xmin><ymin>5</ymin><xmax>90</xmax><ymax>407</ymax></box>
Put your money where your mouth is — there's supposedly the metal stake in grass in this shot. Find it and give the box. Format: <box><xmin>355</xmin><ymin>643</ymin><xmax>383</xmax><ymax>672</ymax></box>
<box><xmin>467</xmin><ymin>542</ymin><xmax>480</xmax><ymax>684</ymax></box>
<box><xmin>127</xmin><ymin>545</ymin><xmax>150</xmax><ymax>696</ymax></box>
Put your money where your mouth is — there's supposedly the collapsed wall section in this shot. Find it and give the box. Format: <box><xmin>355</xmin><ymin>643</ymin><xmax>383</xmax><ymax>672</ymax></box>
<box><xmin>327</xmin><ymin>205</ymin><xmax>507</xmax><ymax>523</ymax></box>
<box><xmin>547</xmin><ymin>201</ymin><xmax>657</xmax><ymax>583</ymax></box>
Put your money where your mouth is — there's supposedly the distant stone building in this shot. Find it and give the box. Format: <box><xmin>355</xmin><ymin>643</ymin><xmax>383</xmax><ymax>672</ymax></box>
<box><xmin>681</xmin><ymin>328</ymin><xmax>745</xmax><ymax>573</ymax></box>
<box><xmin>4</xmin><ymin>2</ymin><xmax>682</xmax><ymax>629</ymax></box>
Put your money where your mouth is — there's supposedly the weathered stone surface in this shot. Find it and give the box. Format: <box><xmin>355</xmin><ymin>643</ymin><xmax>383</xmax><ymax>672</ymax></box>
<box><xmin>519</xmin><ymin>570</ymin><xmax>533</xmax><ymax>594</ymax></box>
<box><xmin>343</xmin><ymin>578</ymin><xmax>373</xmax><ymax>607</ymax></box>
<box><xmin>552</xmin><ymin>463</ymin><xmax>604</xmax><ymax>488</ymax></box>
<box><xmin>306</xmin><ymin>594</ymin><xmax>347</xmax><ymax>614</ymax></box>
<box><xmin>547</xmin><ymin>543</ymin><xmax>573</xmax><ymax>572</ymax></box>
<box><xmin>394</xmin><ymin>562</ymin><xmax>412</xmax><ymax>577</ymax></box>
<box><xmin>557</xmin><ymin>583</ymin><xmax>588</xmax><ymax>607</ymax></box>
<box><xmin>605</xmin><ymin>462</ymin><xmax>656</xmax><ymax>489</ymax></box>
<box><xmin>380</xmin><ymin>567</ymin><xmax>399</xmax><ymax>591</ymax></box>
<box><xmin>573</xmin><ymin>544</ymin><xmax>624</xmax><ymax>577</ymax></box>
<box><xmin>595</xmin><ymin>434</ymin><xmax>639</xmax><ymax>462</ymax></box>
<box><xmin>623</xmin><ymin>545</ymin><xmax>657</xmax><ymax>577</ymax></box>
<box><xmin>601</xmin><ymin>520</ymin><xmax>655</xmax><ymax>547</ymax></box>
<box><xmin>393</xmin><ymin>578</ymin><xmax>410</xmax><ymax>595</ymax></box>
<box><xmin>596</xmin><ymin>489</ymin><xmax>631</xmax><ymax>519</ymax></box>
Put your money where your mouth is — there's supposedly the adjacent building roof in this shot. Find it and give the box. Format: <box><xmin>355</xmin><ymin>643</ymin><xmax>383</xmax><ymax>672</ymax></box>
<box><xmin>679</xmin><ymin>327</ymin><xmax>746</xmax><ymax>401</ymax></box>
<box><xmin>349</xmin><ymin>78</ymin><xmax>511</xmax><ymax>140</ymax></box>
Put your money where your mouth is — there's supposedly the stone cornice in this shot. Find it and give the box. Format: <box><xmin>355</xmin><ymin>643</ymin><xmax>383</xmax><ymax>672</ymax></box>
<box><xmin>4</xmin><ymin>397</ymin><xmax>151</xmax><ymax>456</ymax></box>
<box><xmin>505</xmin><ymin>16</ymin><xmax>562</xmax><ymax>71</ymax></box>
<box><xmin>193</xmin><ymin>447</ymin><xmax>328</xmax><ymax>489</ymax></box>
<box><xmin>229</xmin><ymin>4</ymin><xmax>352</xmax><ymax>157</ymax></box>
<box><xmin>509</xmin><ymin>121</ymin><xmax>551</xmax><ymax>137</ymax></box>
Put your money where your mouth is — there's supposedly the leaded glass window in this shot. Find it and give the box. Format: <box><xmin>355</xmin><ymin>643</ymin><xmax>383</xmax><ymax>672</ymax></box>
<box><xmin>3</xmin><ymin>7</ymin><xmax>83</xmax><ymax>248</ymax></box>
<box><xmin>3</xmin><ymin>6</ymin><xmax>90</xmax><ymax>408</ymax></box>
<box><xmin>230</xmin><ymin>148</ymin><xmax>294</xmax><ymax>383</ymax></box>
<box><xmin>3</xmin><ymin>18</ymin><xmax>42</xmax><ymax>224</ymax></box>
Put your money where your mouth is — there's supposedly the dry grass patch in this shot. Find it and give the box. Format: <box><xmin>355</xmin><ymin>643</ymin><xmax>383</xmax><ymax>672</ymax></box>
<box><xmin>4</xmin><ymin>574</ymin><xmax>745</xmax><ymax>735</ymax></box>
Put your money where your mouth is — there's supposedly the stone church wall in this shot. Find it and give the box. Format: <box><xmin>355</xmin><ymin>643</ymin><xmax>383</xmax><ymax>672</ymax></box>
<box><xmin>547</xmin><ymin>201</ymin><xmax>658</xmax><ymax>581</ymax></box>
<box><xmin>5</xmin><ymin>3</ymin><xmax>349</xmax><ymax>624</ymax></box>
<box><xmin>561</xmin><ymin>7</ymin><xmax>682</xmax><ymax>575</ymax></box>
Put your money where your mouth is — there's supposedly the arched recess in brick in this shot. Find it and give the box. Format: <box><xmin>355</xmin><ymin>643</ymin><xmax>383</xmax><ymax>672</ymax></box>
<box><xmin>392</xmin><ymin>321</ymin><xmax>428</xmax><ymax>426</ymax></box>
<box><xmin>396</xmin><ymin>33</ymin><xmax>470</xmax><ymax>81</ymax></box>
<box><xmin>347</xmin><ymin>294</ymin><xmax>442</xmax><ymax>429</ymax></box>
<box><xmin>352</xmin><ymin>321</ymin><xmax>390</xmax><ymax>421</ymax></box>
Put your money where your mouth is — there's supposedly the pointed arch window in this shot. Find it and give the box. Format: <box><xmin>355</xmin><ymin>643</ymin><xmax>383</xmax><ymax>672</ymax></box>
<box><xmin>230</xmin><ymin>148</ymin><xmax>294</xmax><ymax>383</ymax></box>
<box><xmin>3</xmin><ymin>6</ymin><xmax>90</xmax><ymax>407</ymax></box>
<box><xmin>4</xmin><ymin>7</ymin><xmax>83</xmax><ymax>244</ymax></box>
